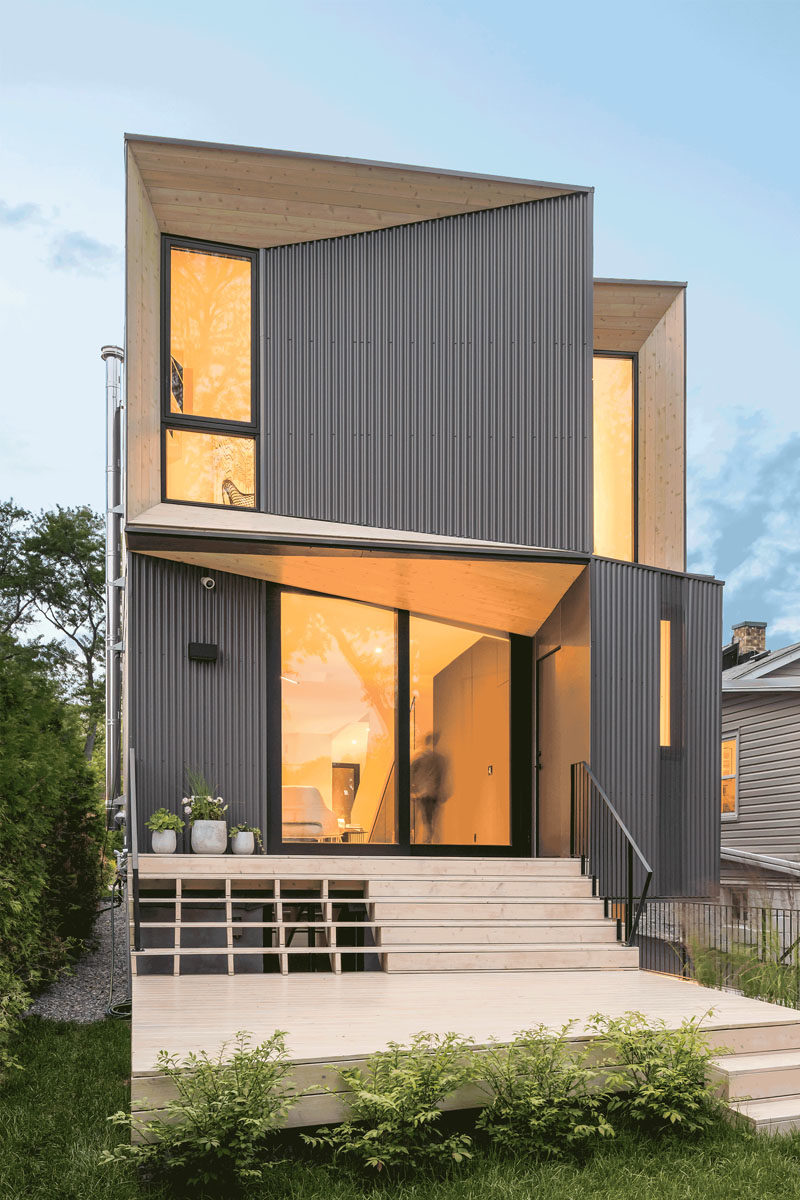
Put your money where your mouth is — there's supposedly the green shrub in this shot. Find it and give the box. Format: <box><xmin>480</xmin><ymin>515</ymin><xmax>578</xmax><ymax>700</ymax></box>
<box><xmin>590</xmin><ymin>1010</ymin><xmax>724</xmax><ymax>1135</ymax></box>
<box><xmin>476</xmin><ymin>1022</ymin><xmax>614</xmax><ymax>1159</ymax></box>
<box><xmin>0</xmin><ymin>637</ymin><xmax>103</xmax><ymax>1075</ymax></box>
<box><xmin>304</xmin><ymin>1032</ymin><xmax>476</xmax><ymax>1177</ymax></box>
<box><xmin>102</xmin><ymin>1030</ymin><xmax>297</xmax><ymax>1190</ymax></box>
<box><xmin>690</xmin><ymin>935</ymin><xmax>800</xmax><ymax>1009</ymax></box>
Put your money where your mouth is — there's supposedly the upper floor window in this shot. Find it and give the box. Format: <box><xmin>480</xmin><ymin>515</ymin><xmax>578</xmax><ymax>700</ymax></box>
<box><xmin>162</xmin><ymin>238</ymin><xmax>258</xmax><ymax>509</ymax></box>
<box><xmin>721</xmin><ymin>735</ymin><xmax>738</xmax><ymax>819</ymax></box>
<box><xmin>593</xmin><ymin>353</ymin><xmax>635</xmax><ymax>561</ymax></box>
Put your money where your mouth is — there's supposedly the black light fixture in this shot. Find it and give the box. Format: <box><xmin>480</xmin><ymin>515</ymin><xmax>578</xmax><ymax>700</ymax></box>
<box><xmin>188</xmin><ymin>642</ymin><xmax>218</xmax><ymax>663</ymax></box>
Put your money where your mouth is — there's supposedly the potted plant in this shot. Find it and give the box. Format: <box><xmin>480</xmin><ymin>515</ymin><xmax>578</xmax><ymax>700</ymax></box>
<box><xmin>183</xmin><ymin>767</ymin><xmax>228</xmax><ymax>855</ymax></box>
<box><xmin>146</xmin><ymin>808</ymin><xmax>184</xmax><ymax>854</ymax></box>
<box><xmin>229</xmin><ymin>824</ymin><xmax>263</xmax><ymax>856</ymax></box>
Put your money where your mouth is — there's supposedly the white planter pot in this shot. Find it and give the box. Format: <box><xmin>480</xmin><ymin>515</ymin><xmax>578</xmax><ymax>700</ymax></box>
<box><xmin>151</xmin><ymin>829</ymin><xmax>177</xmax><ymax>855</ymax></box>
<box><xmin>191</xmin><ymin>820</ymin><xmax>227</xmax><ymax>855</ymax></box>
<box><xmin>231</xmin><ymin>831</ymin><xmax>255</xmax><ymax>855</ymax></box>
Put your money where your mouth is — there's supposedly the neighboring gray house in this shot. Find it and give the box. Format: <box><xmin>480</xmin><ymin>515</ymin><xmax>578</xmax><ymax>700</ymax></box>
<box><xmin>721</xmin><ymin>621</ymin><xmax>800</xmax><ymax>906</ymax></box>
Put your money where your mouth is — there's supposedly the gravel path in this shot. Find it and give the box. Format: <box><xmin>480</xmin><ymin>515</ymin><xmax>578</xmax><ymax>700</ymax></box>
<box><xmin>27</xmin><ymin>893</ymin><xmax>130</xmax><ymax>1022</ymax></box>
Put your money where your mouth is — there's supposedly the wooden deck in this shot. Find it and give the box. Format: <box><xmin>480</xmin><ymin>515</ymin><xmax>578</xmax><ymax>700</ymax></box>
<box><xmin>131</xmin><ymin>969</ymin><xmax>800</xmax><ymax>1128</ymax></box>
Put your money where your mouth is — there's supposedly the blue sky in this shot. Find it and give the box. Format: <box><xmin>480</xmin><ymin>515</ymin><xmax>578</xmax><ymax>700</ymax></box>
<box><xmin>1</xmin><ymin>0</ymin><xmax>798</xmax><ymax>645</ymax></box>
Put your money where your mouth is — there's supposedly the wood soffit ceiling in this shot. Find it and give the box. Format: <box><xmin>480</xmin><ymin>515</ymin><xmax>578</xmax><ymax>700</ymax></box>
<box><xmin>593</xmin><ymin>279</ymin><xmax>686</xmax><ymax>353</ymax></box>
<box><xmin>127</xmin><ymin>134</ymin><xmax>588</xmax><ymax>249</ymax></box>
<box><xmin>137</xmin><ymin>547</ymin><xmax>585</xmax><ymax>639</ymax></box>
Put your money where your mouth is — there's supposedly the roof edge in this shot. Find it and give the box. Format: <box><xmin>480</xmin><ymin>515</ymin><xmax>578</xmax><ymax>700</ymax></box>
<box><xmin>594</xmin><ymin>277</ymin><xmax>687</xmax><ymax>289</ymax></box>
<box><xmin>124</xmin><ymin>133</ymin><xmax>593</xmax><ymax>197</ymax></box>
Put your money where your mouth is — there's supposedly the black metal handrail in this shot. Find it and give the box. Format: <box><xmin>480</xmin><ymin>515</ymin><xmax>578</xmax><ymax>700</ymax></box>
<box><xmin>570</xmin><ymin>761</ymin><xmax>653</xmax><ymax>945</ymax></box>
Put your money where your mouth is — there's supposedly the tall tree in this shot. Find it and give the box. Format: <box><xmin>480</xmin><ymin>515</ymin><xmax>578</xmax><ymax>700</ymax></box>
<box><xmin>0</xmin><ymin>500</ymin><xmax>36</xmax><ymax>644</ymax></box>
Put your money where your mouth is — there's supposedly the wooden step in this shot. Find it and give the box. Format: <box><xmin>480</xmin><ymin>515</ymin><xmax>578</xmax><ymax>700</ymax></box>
<box><xmin>137</xmin><ymin>855</ymin><xmax>584</xmax><ymax>879</ymax></box>
<box><xmin>370</xmin><ymin>899</ymin><xmax>606</xmax><ymax>920</ymax></box>
<box><xmin>382</xmin><ymin>943</ymin><xmax>640</xmax><ymax>972</ymax></box>
<box><xmin>713</xmin><ymin>1049</ymin><xmax>800</xmax><ymax>1101</ymax></box>
<box><xmin>378</xmin><ymin>921</ymin><xmax>618</xmax><ymax>945</ymax></box>
<box><xmin>366</xmin><ymin>877</ymin><xmax>594</xmax><ymax>898</ymax></box>
<box><xmin>728</xmin><ymin>1095</ymin><xmax>800</xmax><ymax>1135</ymax></box>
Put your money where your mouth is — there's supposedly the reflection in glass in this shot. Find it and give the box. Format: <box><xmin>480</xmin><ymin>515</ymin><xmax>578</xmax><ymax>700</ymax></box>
<box><xmin>281</xmin><ymin>593</ymin><xmax>397</xmax><ymax>844</ymax></box>
<box><xmin>409</xmin><ymin>616</ymin><xmax>510</xmax><ymax>846</ymax></box>
<box><xmin>170</xmin><ymin>247</ymin><xmax>252</xmax><ymax>423</ymax></box>
<box><xmin>593</xmin><ymin>355</ymin><xmax>634</xmax><ymax>561</ymax></box>
<box><xmin>659</xmin><ymin>619</ymin><xmax>671</xmax><ymax>747</ymax></box>
<box><xmin>164</xmin><ymin>428</ymin><xmax>255</xmax><ymax>507</ymax></box>
<box><xmin>721</xmin><ymin>737</ymin><xmax>737</xmax><ymax>814</ymax></box>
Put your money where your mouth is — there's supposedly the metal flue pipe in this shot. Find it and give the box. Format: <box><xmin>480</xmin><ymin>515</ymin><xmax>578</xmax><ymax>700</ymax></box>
<box><xmin>102</xmin><ymin>345</ymin><xmax>124</xmax><ymax>829</ymax></box>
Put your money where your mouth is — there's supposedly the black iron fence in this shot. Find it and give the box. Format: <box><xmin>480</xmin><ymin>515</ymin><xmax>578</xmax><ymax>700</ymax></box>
<box><xmin>631</xmin><ymin>898</ymin><xmax>800</xmax><ymax>1010</ymax></box>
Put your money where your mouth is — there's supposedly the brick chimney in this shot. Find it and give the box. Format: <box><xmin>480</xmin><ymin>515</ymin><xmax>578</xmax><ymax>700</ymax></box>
<box><xmin>732</xmin><ymin>620</ymin><xmax>767</xmax><ymax>657</ymax></box>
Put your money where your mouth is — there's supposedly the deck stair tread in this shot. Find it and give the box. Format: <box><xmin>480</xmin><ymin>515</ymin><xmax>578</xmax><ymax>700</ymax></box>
<box><xmin>133</xmin><ymin>941</ymin><xmax>634</xmax><ymax>956</ymax></box>
<box><xmin>137</xmin><ymin>917</ymin><xmax>613</xmax><ymax>928</ymax></box>
<box><xmin>729</xmin><ymin>1096</ymin><xmax>800</xmax><ymax>1123</ymax></box>
<box><xmin>715</xmin><ymin>1049</ymin><xmax>800</xmax><ymax>1072</ymax></box>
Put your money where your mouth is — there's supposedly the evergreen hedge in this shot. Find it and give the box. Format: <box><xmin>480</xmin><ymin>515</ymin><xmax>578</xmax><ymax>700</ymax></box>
<box><xmin>0</xmin><ymin>635</ymin><xmax>104</xmax><ymax>1072</ymax></box>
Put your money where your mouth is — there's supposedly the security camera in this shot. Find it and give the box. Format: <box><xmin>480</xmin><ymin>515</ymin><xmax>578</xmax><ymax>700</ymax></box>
<box><xmin>200</xmin><ymin>576</ymin><xmax>216</xmax><ymax>591</ymax></box>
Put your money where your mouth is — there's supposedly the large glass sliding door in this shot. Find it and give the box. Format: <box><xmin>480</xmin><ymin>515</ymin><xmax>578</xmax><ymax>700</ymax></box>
<box><xmin>280</xmin><ymin>593</ymin><xmax>398</xmax><ymax>844</ymax></box>
<box><xmin>273</xmin><ymin>588</ymin><xmax>521</xmax><ymax>853</ymax></box>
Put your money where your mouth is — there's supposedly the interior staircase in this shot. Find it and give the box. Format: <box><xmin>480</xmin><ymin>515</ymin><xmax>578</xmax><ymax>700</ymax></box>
<box><xmin>132</xmin><ymin>854</ymin><xmax>638</xmax><ymax>975</ymax></box>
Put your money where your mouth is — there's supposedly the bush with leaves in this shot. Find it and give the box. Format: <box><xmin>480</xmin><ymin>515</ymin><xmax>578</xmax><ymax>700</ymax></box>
<box><xmin>102</xmin><ymin>1031</ymin><xmax>298</xmax><ymax>1190</ymax></box>
<box><xmin>0</xmin><ymin>634</ymin><xmax>102</xmax><ymax>1074</ymax></box>
<box><xmin>476</xmin><ymin>1022</ymin><xmax>614</xmax><ymax>1159</ymax></box>
<box><xmin>304</xmin><ymin>1032</ymin><xmax>476</xmax><ymax>1177</ymax></box>
<box><xmin>590</xmin><ymin>1010</ymin><xmax>724</xmax><ymax>1135</ymax></box>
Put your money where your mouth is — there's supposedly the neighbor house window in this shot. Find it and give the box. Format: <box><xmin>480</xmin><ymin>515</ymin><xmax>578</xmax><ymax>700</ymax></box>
<box><xmin>721</xmin><ymin>735</ymin><xmax>738</xmax><ymax>819</ymax></box>
<box><xmin>162</xmin><ymin>239</ymin><xmax>257</xmax><ymax>508</ymax></box>
<box><xmin>659</xmin><ymin>619</ymin><xmax>671</xmax><ymax>747</ymax></box>
<box><xmin>593</xmin><ymin>354</ymin><xmax>635</xmax><ymax>561</ymax></box>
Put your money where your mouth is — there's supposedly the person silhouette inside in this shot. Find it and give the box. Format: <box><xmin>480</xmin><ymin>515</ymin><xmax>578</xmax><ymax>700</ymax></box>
<box><xmin>411</xmin><ymin>731</ymin><xmax>451</xmax><ymax>845</ymax></box>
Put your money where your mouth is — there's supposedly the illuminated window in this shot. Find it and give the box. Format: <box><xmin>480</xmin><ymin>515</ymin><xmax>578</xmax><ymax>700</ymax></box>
<box><xmin>165</xmin><ymin>428</ymin><xmax>256</xmax><ymax>507</ymax></box>
<box><xmin>163</xmin><ymin>239</ymin><xmax>257</xmax><ymax>508</ymax></box>
<box><xmin>659</xmin><ymin>619</ymin><xmax>671</xmax><ymax>747</ymax></box>
<box><xmin>169</xmin><ymin>247</ymin><xmax>252</xmax><ymax>423</ymax></box>
<box><xmin>594</xmin><ymin>354</ymin><xmax>634</xmax><ymax>560</ymax></box>
<box><xmin>721</xmin><ymin>736</ymin><xmax>738</xmax><ymax>818</ymax></box>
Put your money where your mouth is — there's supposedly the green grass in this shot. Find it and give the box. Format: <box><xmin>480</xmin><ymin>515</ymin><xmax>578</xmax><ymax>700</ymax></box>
<box><xmin>3</xmin><ymin>1019</ymin><xmax>800</xmax><ymax>1199</ymax></box>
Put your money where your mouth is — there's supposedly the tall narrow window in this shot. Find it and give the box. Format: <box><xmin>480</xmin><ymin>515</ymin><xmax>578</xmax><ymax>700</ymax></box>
<box><xmin>594</xmin><ymin>354</ymin><xmax>635</xmax><ymax>560</ymax></box>
<box><xmin>721</xmin><ymin>736</ymin><xmax>738</xmax><ymax>818</ymax></box>
<box><xmin>163</xmin><ymin>239</ymin><xmax>257</xmax><ymax>508</ymax></box>
<box><xmin>659</xmin><ymin>619</ymin><xmax>671</xmax><ymax>747</ymax></box>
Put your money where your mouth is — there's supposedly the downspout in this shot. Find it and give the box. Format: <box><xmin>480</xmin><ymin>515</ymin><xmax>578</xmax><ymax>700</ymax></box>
<box><xmin>101</xmin><ymin>345</ymin><xmax>125</xmax><ymax>830</ymax></box>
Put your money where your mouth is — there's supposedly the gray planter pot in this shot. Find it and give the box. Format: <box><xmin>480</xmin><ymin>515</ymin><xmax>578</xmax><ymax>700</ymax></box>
<box><xmin>191</xmin><ymin>820</ymin><xmax>227</xmax><ymax>855</ymax></box>
<box><xmin>151</xmin><ymin>829</ymin><xmax>177</xmax><ymax>854</ymax></box>
<box><xmin>231</xmin><ymin>831</ymin><xmax>255</xmax><ymax>855</ymax></box>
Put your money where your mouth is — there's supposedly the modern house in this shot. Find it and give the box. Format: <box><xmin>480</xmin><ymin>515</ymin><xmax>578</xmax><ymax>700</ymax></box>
<box><xmin>720</xmin><ymin>621</ymin><xmax>800</xmax><ymax>906</ymax></box>
<box><xmin>114</xmin><ymin>135</ymin><xmax>800</xmax><ymax>1137</ymax></box>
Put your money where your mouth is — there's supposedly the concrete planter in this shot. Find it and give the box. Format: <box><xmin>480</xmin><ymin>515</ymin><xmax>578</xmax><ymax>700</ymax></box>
<box><xmin>231</xmin><ymin>831</ymin><xmax>255</xmax><ymax>855</ymax></box>
<box><xmin>151</xmin><ymin>829</ymin><xmax>177</xmax><ymax>854</ymax></box>
<box><xmin>191</xmin><ymin>820</ymin><xmax>227</xmax><ymax>855</ymax></box>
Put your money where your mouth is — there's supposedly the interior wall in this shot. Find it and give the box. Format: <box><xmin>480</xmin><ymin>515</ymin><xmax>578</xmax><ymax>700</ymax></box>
<box><xmin>534</xmin><ymin>570</ymin><xmax>590</xmax><ymax>856</ymax></box>
<box><xmin>434</xmin><ymin>637</ymin><xmax>511</xmax><ymax>846</ymax></box>
<box><xmin>125</xmin><ymin>150</ymin><xmax>161</xmax><ymax>520</ymax></box>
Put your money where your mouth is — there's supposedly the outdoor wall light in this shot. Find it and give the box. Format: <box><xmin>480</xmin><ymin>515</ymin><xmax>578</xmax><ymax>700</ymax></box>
<box><xmin>188</xmin><ymin>642</ymin><xmax>218</xmax><ymax>662</ymax></box>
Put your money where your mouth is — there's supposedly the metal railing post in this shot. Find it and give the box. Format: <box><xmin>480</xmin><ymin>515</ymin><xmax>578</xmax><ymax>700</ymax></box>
<box><xmin>626</xmin><ymin>842</ymin><xmax>634</xmax><ymax>943</ymax></box>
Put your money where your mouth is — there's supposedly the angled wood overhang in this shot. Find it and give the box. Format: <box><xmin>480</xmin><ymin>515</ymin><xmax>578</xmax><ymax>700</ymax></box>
<box><xmin>125</xmin><ymin>133</ymin><xmax>590</xmax><ymax>248</ymax></box>
<box><xmin>593</xmin><ymin>279</ymin><xmax>687</xmax><ymax>574</ymax></box>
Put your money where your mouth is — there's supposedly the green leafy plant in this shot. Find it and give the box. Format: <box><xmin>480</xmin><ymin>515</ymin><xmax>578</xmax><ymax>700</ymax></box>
<box><xmin>145</xmin><ymin>807</ymin><xmax>184</xmax><ymax>833</ymax></box>
<box><xmin>476</xmin><ymin>1023</ymin><xmax>614</xmax><ymax>1159</ymax></box>
<box><xmin>184</xmin><ymin>765</ymin><xmax>215</xmax><ymax>798</ymax></box>
<box><xmin>183</xmin><ymin>795</ymin><xmax>227</xmax><ymax>823</ymax></box>
<box><xmin>101</xmin><ymin>1030</ymin><xmax>297</xmax><ymax>1189</ymax></box>
<box><xmin>589</xmin><ymin>1010</ymin><xmax>724</xmax><ymax>1135</ymax></box>
<box><xmin>304</xmin><ymin>1032</ymin><xmax>476</xmax><ymax>1177</ymax></box>
<box><xmin>230</xmin><ymin>824</ymin><xmax>263</xmax><ymax>851</ymax></box>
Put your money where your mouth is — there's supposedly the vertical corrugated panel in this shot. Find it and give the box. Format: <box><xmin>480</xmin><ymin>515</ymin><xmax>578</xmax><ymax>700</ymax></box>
<box><xmin>590</xmin><ymin>560</ymin><xmax>660</xmax><ymax>880</ymax></box>
<box><xmin>591</xmin><ymin>560</ymin><xmax>722</xmax><ymax>897</ymax></box>
<box><xmin>261</xmin><ymin>193</ymin><xmax>592</xmax><ymax>551</ymax></box>
<box><xmin>127</xmin><ymin>554</ymin><xmax>268</xmax><ymax>847</ymax></box>
<box><xmin>682</xmin><ymin>575</ymin><xmax>722</xmax><ymax>894</ymax></box>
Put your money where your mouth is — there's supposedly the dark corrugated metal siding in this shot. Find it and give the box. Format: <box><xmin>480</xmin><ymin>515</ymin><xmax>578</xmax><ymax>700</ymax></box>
<box><xmin>591</xmin><ymin>560</ymin><xmax>722</xmax><ymax>896</ymax></box>
<box><xmin>127</xmin><ymin>554</ymin><xmax>268</xmax><ymax>846</ymax></box>
<box><xmin>682</xmin><ymin>576</ymin><xmax>722</xmax><ymax>894</ymax></box>
<box><xmin>721</xmin><ymin>691</ymin><xmax>800</xmax><ymax>855</ymax></box>
<box><xmin>261</xmin><ymin>194</ymin><xmax>592</xmax><ymax>551</ymax></box>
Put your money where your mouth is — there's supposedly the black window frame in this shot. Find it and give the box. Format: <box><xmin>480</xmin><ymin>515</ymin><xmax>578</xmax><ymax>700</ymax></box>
<box><xmin>592</xmin><ymin>349</ymin><xmax>639</xmax><ymax>564</ymax></box>
<box><xmin>160</xmin><ymin>234</ymin><xmax>260</xmax><ymax>511</ymax></box>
